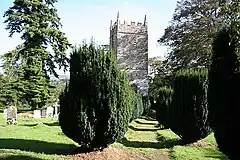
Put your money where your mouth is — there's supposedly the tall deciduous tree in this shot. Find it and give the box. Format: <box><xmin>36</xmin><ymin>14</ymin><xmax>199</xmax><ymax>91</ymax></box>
<box><xmin>0</xmin><ymin>47</ymin><xmax>26</xmax><ymax>107</ymax></box>
<box><xmin>148</xmin><ymin>57</ymin><xmax>173</xmax><ymax>101</ymax></box>
<box><xmin>158</xmin><ymin>0</ymin><xmax>223</xmax><ymax>69</ymax></box>
<box><xmin>2</xmin><ymin>0</ymin><xmax>71</xmax><ymax>109</ymax></box>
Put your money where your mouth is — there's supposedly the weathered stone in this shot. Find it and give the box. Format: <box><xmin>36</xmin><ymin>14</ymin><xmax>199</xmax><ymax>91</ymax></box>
<box><xmin>110</xmin><ymin>15</ymin><xmax>148</xmax><ymax>95</ymax></box>
<box><xmin>46</xmin><ymin>106</ymin><xmax>54</xmax><ymax>118</ymax></box>
<box><xmin>3</xmin><ymin>109</ymin><xmax>8</xmax><ymax>120</ymax></box>
<box><xmin>6</xmin><ymin>106</ymin><xmax>17</xmax><ymax>125</ymax></box>
<box><xmin>41</xmin><ymin>109</ymin><xmax>47</xmax><ymax>118</ymax></box>
<box><xmin>34</xmin><ymin>110</ymin><xmax>41</xmax><ymax>119</ymax></box>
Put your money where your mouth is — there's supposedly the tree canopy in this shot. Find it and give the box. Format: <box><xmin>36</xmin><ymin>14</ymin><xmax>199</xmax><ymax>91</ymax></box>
<box><xmin>1</xmin><ymin>0</ymin><xmax>71</xmax><ymax>109</ymax></box>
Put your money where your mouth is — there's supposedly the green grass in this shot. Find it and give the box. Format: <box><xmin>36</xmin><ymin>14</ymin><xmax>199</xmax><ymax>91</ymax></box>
<box><xmin>0</xmin><ymin>113</ymin><xmax>228</xmax><ymax>160</ymax></box>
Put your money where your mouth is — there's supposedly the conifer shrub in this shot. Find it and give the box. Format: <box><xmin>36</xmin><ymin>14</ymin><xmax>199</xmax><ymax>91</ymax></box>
<box><xmin>130</xmin><ymin>89</ymin><xmax>144</xmax><ymax>121</ymax></box>
<box><xmin>208</xmin><ymin>27</ymin><xmax>239</xmax><ymax>160</ymax></box>
<box><xmin>59</xmin><ymin>44</ymin><xmax>132</xmax><ymax>151</ymax></box>
<box><xmin>169</xmin><ymin>68</ymin><xmax>211</xmax><ymax>144</ymax></box>
<box><xmin>155</xmin><ymin>86</ymin><xmax>173</xmax><ymax>128</ymax></box>
<box><xmin>142</xmin><ymin>95</ymin><xmax>151</xmax><ymax>115</ymax></box>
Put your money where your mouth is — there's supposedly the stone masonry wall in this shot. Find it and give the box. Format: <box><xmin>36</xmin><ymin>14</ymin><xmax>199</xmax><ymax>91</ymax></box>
<box><xmin>110</xmin><ymin>20</ymin><xmax>148</xmax><ymax>95</ymax></box>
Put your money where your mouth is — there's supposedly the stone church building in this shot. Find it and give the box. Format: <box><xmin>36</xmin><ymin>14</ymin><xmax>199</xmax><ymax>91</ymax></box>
<box><xmin>109</xmin><ymin>12</ymin><xmax>149</xmax><ymax>95</ymax></box>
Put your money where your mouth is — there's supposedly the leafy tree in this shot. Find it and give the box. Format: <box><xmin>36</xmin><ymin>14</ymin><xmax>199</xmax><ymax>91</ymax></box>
<box><xmin>3</xmin><ymin>0</ymin><xmax>71</xmax><ymax>109</ymax></box>
<box><xmin>47</xmin><ymin>81</ymin><xmax>66</xmax><ymax>105</ymax></box>
<box><xmin>0</xmin><ymin>48</ymin><xmax>26</xmax><ymax>107</ymax></box>
<box><xmin>158</xmin><ymin>0</ymin><xmax>223</xmax><ymax>69</ymax></box>
<box><xmin>148</xmin><ymin>58</ymin><xmax>173</xmax><ymax>107</ymax></box>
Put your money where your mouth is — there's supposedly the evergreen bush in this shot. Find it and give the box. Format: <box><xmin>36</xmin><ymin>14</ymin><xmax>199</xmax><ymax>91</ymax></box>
<box><xmin>142</xmin><ymin>95</ymin><xmax>151</xmax><ymax>115</ymax></box>
<box><xmin>155</xmin><ymin>86</ymin><xmax>173</xmax><ymax>128</ymax></box>
<box><xmin>59</xmin><ymin>44</ymin><xmax>132</xmax><ymax>151</ymax></box>
<box><xmin>169</xmin><ymin>68</ymin><xmax>211</xmax><ymax>143</ymax></box>
<box><xmin>130</xmin><ymin>89</ymin><xmax>144</xmax><ymax>121</ymax></box>
<box><xmin>208</xmin><ymin>27</ymin><xmax>240</xmax><ymax>159</ymax></box>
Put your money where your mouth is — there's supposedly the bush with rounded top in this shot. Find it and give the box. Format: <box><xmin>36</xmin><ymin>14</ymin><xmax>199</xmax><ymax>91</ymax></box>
<box><xmin>169</xmin><ymin>68</ymin><xmax>211</xmax><ymax>144</ymax></box>
<box><xmin>208</xmin><ymin>27</ymin><xmax>240</xmax><ymax>160</ymax></box>
<box><xmin>130</xmin><ymin>89</ymin><xmax>144</xmax><ymax>121</ymax></box>
<box><xmin>155</xmin><ymin>86</ymin><xmax>173</xmax><ymax>128</ymax></box>
<box><xmin>59</xmin><ymin>44</ymin><xmax>132</xmax><ymax>151</ymax></box>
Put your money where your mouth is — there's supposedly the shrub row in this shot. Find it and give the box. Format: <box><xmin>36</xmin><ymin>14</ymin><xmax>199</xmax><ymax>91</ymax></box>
<box><xmin>208</xmin><ymin>27</ymin><xmax>239</xmax><ymax>160</ymax></box>
<box><xmin>156</xmin><ymin>68</ymin><xmax>211</xmax><ymax>144</ymax></box>
<box><xmin>155</xmin><ymin>86</ymin><xmax>173</xmax><ymax>129</ymax></box>
<box><xmin>59</xmin><ymin>44</ymin><xmax>147</xmax><ymax>151</ymax></box>
<box><xmin>155</xmin><ymin>26</ymin><xmax>240</xmax><ymax>160</ymax></box>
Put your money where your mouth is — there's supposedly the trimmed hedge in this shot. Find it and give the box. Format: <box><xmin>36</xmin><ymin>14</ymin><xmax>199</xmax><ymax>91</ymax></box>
<box><xmin>169</xmin><ymin>68</ymin><xmax>211</xmax><ymax>143</ymax></box>
<box><xmin>59</xmin><ymin>44</ymin><xmax>132</xmax><ymax>151</ymax></box>
<box><xmin>130</xmin><ymin>89</ymin><xmax>144</xmax><ymax>121</ymax></box>
<box><xmin>208</xmin><ymin>27</ymin><xmax>239</xmax><ymax>160</ymax></box>
<box><xmin>155</xmin><ymin>86</ymin><xmax>173</xmax><ymax>128</ymax></box>
<box><xmin>142</xmin><ymin>95</ymin><xmax>151</xmax><ymax>116</ymax></box>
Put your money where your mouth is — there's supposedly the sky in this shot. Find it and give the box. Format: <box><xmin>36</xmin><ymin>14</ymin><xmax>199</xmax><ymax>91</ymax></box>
<box><xmin>0</xmin><ymin>0</ymin><xmax>177</xmax><ymax>75</ymax></box>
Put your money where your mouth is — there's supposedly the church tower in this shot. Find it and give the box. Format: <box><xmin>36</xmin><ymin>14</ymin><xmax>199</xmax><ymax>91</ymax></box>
<box><xmin>109</xmin><ymin>12</ymin><xmax>148</xmax><ymax>95</ymax></box>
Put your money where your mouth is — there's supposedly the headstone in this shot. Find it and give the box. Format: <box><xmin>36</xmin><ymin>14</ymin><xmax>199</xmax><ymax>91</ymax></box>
<box><xmin>41</xmin><ymin>109</ymin><xmax>47</xmax><ymax>118</ymax></box>
<box><xmin>3</xmin><ymin>109</ymin><xmax>8</xmax><ymax>120</ymax></box>
<box><xmin>53</xmin><ymin>104</ymin><xmax>60</xmax><ymax>115</ymax></box>
<box><xmin>46</xmin><ymin>106</ymin><xmax>54</xmax><ymax>118</ymax></box>
<box><xmin>54</xmin><ymin>106</ymin><xmax>58</xmax><ymax>115</ymax></box>
<box><xmin>54</xmin><ymin>113</ymin><xmax>59</xmax><ymax>121</ymax></box>
<box><xmin>6</xmin><ymin>106</ymin><xmax>17</xmax><ymax>125</ymax></box>
<box><xmin>33</xmin><ymin>110</ymin><xmax>41</xmax><ymax>119</ymax></box>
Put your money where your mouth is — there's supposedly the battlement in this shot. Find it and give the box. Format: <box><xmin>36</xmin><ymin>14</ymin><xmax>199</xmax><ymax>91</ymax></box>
<box><xmin>110</xmin><ymin>20</ymin><xmax>148</xmax><ymax>35</ymax></box>
<box><xmin>109</xmin><ymin>12</ymin><xmax>149</xmax><ymax>95</ymax></box>
<box><xmin>111</xmin><ymin>20</ymin><xmax>147</xmax><ymax>29</ymax></box>
<box><xmin>110</xmin><ymin>13</ymin><xmax>147</xmax><ymax>33</ymax></box>
<box><xmin>118</xmin><ymin>20</ymin><xmax>147</xmax><ymax>26</ymax></box>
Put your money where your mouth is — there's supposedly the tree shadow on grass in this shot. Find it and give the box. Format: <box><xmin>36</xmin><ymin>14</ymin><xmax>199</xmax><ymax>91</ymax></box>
<box><xmin>0</xmin><ymin>155</ymin><xmax>44</xmax><ymax>160</ymax></box>
<box><xmin>19</xmin><ymin>122</ymin><xmax>59</xmax><ymax>127</ymax></box>
<box><xmin>19</xmin><ymin>124</ymin><xmax>39</xmax><ymax>127</ymax></box>
<box><xmin>139</xmin><ymin>116</ymin><xmax>156</xmax><ymax>121</ymax></box>
<box><xmin>0</xmin><ymin>138</ymin><xmax>76</xmax><ymax>155</ymax></box>
<box><xmin>118</xmin><ymin>133</ymin><xmax>181</xmax><ymax>149</ymax></box>
<box><xmin>134</xmin><ymin>119</ymin><xmax>157</xmax><ymax>125</ymax></box>
<box><xmin>128</xmin><ymin>125</ymin><xmax>160</xmax><ymax>132</ymax></box>
<box><xmin>118</xmin><ymin>137</ymin><xmax>181</xmax><ymax>149</ymax></box>
<box><xmin>43</xmin><ymin>122</ymin><xmax>59</xmax><ymax>126</ymax></box>
<box><xmin>203</xmin><ymin>148</ymin><xmax>229</xmax><ymax>160</ymax></box>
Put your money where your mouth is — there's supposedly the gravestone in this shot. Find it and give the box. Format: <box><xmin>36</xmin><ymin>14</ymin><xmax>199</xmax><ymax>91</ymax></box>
<box><xmin>41</xmin><ymin>109</ymin><xmax>47</xmax><ymax>118</ymax></box>
<box><xmin>46</xmin><ymin>106</ymin><xmax>54</xmax><ymax>118</ymax></box>
<box><xmin>3</xmin><ymin>109</ymin><xmax>8</xmax><ymax>120</ymax></box>
<box><xmin>33</xmin><ymin>110</ymin><xmax>41</xmax><ymax>119</ymax></box>
<box><xmin>54</xmin><ymin>106</ymin><xmax>58</xmax><ymax>115</ymax></box>
<box><xmin>53</xmin><ymin>104</ymin><xmax>60</xmax><ymax>115</ymax></box>
<box><xmin>6</xmin><ymin>106</ymin><xmax>17</xmax><ymax>125</ymax></box>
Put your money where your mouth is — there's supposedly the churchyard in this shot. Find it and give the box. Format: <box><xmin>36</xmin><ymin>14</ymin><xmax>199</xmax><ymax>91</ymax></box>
<box><xmin>0</xmin><ymin>108</ymin><xmax>228</xmax><ymax>160</ymax></box>
<box><xmin>0</xmin><ymin>0</ymin><xmax>238</xmax><ymax>159</ymax></box>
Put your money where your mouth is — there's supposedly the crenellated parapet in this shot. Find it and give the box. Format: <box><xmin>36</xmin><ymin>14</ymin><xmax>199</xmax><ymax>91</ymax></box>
<box><xmin>109</xmin><ymin>12</ymin><xmax>149</xmax><ymax>95</ymax></box>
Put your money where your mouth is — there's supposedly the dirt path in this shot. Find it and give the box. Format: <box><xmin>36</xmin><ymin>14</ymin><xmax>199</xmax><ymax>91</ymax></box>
<box><xmin>68</xmin><ymin>118</ymin><xmax>171</xmax><ymax>160</ymax></box>
<box><xmin>69</xmin><ymin>147</ymin><xmax>170</xmax><ymax>160</ymax></box>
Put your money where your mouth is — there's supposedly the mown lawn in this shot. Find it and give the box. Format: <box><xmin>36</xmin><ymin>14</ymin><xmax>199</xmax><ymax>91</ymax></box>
<box><xmin>0</xmin><ymin>113</ymin><xmax>228</xmax><ymax>160</ymax></box>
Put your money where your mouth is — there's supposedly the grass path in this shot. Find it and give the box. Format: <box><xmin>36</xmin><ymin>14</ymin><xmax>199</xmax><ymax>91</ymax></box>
<box><xmin>0</xmin><ymin>113</ymin><xmax>229</xmax><ymax>160</ymax></box>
